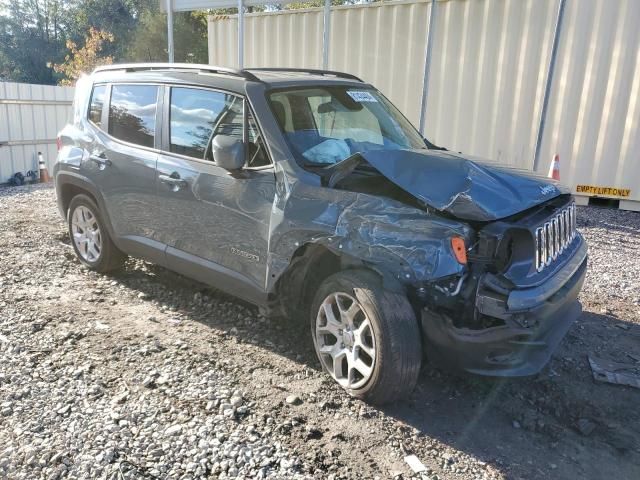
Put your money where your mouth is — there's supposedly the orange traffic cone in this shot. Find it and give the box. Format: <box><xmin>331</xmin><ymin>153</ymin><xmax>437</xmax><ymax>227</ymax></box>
<box><xmin>38</xmin><ymin>152</ymin><xmax>51</xmax><ymax>183</ymax></box>
<box><xmin>548</xmin><ymin>154</ymin><xmax>560</xmax><ymax>181</ymax></box>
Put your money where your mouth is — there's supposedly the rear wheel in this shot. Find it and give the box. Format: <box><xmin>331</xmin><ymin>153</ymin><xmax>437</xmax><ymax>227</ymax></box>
<box><xmin>310</xmin><ymin>269</ymin><xmax>422</xmax><ymax>404</ymax></box>
<box><xmin>68</xmin><ymin>194</ymin><xmax>125</xmax><ymax>272</ymax></box>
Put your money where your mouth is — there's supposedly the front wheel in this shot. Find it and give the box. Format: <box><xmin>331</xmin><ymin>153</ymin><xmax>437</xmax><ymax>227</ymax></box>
<box><xmin>310</xmin><ymin>269</ymin><xmax>422</xmax><ymax>405</ymax></box>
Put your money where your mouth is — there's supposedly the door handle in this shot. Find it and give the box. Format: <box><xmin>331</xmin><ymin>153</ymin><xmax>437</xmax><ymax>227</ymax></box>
<box><xmin>159</xmin><ymin>173</ymin><xmax>188</xmax><ymax>190</ymax></box>
<box><xmin>89</xmin><ymin>154</ymin><xmax>111</xmax><ymax>168</ymax></box>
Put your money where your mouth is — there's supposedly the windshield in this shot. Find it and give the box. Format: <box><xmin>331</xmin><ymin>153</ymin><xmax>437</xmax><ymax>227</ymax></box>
<box><xmin>268</xmin><ymin>86</ymin><xmax>426</xmax><ymax>166</ymax></box>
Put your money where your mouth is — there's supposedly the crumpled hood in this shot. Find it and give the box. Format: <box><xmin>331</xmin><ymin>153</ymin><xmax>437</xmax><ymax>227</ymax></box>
<box><xmin>359</xmin><ymin>149</ymin><xmax>569</xmax><ymax>221</ymax></box>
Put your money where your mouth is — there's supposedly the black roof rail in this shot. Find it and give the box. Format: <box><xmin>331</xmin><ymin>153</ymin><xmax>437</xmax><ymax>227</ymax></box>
<box><xmin>92</xmin><ymin>63</ymin><xmax>261</xmax><ymax>82</ymax></box>
<box><xmin>91</xmin><ymin>64</ymin><xmax>363</xmax><ymax>83</ymax></box>
<box><xmin>244</xmin><ymin>68</ymin><xmax>363</xmax><ymax>82</ymax></box>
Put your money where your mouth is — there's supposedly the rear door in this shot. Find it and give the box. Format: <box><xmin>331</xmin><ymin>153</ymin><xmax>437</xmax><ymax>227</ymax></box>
<box><xmin>83</xmin><ymin>83</ymin><xmax>164</xmax><ymax>262</ymax></box>
<box><xmin>154</xmin><ymin>85</ymin><xmax>276</xmax><ymax>303</ymax></box>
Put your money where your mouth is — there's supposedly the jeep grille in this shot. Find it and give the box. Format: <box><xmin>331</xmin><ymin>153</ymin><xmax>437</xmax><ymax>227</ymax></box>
<box><xmin>534</xmin><ymin>202</ymin><xmax>577</xmax><ymax>272</ymax></box>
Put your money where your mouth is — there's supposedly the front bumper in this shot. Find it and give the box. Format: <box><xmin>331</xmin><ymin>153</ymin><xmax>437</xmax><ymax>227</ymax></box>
<box><xmin>422</xmin><ymin>237</ymin><xmax>587</xmax><ymax>376</ymax></box>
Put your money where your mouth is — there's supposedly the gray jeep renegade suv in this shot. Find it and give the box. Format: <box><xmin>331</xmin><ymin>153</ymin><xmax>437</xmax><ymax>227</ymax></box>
<box><xmin>55</xmin><ymin>64</ymin><xmax>587</xmax><ymax>404</ymax></box>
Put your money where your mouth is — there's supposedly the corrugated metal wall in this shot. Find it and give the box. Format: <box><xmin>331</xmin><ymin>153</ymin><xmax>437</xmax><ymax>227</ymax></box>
<box><xmin>208</xmin><ymin>1</ymin><xmax>431</xmax><ymax>124</ymax></box>
<box><xmin>0</xmin><ymin>82</ymin><xmax>74</xmax><ymax>183</ymax></box>
<box><xmin>538</xmin><ymin>0</ymin><xmax>640</xmax><ymax>210</ymax></box>
<box><xmin>424</xmin><ymin>0</ymin><xmax>560</xmax><ymax>169</ymax></box>
<box><xmin>212</xmin><ymin>0</ymin><xmax>640</xmax><ymax>206</ymax></box>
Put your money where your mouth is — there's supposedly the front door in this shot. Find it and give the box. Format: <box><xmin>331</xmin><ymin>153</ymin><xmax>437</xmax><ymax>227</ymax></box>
<box><xmin>155</xmin><ymin>85</ymin><xmax>275</xmax><ymax>303</ymax></box>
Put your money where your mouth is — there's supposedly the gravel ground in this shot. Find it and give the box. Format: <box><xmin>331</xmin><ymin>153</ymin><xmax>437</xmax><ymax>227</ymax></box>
<box><xmin>0</xmin><ymin>183</ymin><xmax>639</xmax><ymax>480</ymax></box>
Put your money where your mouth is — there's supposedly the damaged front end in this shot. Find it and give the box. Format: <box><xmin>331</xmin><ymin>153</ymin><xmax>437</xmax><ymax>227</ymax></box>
<box><xmin>269</xmin><ymin>144</ymin><xmax>587</xmax><ymax>377</ymax></box>
<box><xmin>418</xmin><ymin>195</ymin><xmax>587</xmax><ymax>376</ymax></box>
<box><xmin>300</xmin><ymin>151</ymin><xmax>588</xmax><ymax>376</ymax></box>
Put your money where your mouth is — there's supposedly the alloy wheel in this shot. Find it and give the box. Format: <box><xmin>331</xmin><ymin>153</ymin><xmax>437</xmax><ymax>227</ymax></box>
<box><xmin>315</xmin><ymin>292</ymin><xmax>376</xmax><ymax>389</ymax></box>
<box><xmin>71</xmin><ymin>205</ymin><xmax>102</xmax><ymax>262</ymax></box>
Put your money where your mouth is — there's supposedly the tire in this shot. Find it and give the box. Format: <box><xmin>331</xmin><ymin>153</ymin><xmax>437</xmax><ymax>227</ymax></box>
<box><xmin>67</xmin><ymin>194</ymin><xmax>126</xmax><ymax>272</ymax></box>
<box><xmin>310</xmin><ymin>269</ymin><xmax>422</xmax><ymax>404</ymax></box>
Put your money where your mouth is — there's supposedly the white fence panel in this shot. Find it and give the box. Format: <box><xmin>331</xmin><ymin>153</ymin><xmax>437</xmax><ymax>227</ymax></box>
<box><xmin>207</xmin><ymin>0</ymin><xmax>552</xmax><ymax>168</ymax></box>
<box><xmin>538</xmin><ymin>0</ymin><xmax>640</xmax><ymax>208</ymax></box>
<box><xmin>207</xmin><ymin>0</ymin><xmax>640</xmax><ymax>206</ymax></box>
<box><xmin>0</xmin><ymin>82</ymin><xmax>74</xmax><ymax>183</ymax></box>
<box><xmin>209</xmin><ymin>1</ymin><xmax>431</xmax><ymax>126</ymax></box>
<box><xmin>424</xmin><ymin>0</ymin><xmax>559</xmax><ymax>170</ymax></box>
<box><xmin>327</xmin><ymin>1</ymin><xmax>430</xmax><ymax>124</ymax></box>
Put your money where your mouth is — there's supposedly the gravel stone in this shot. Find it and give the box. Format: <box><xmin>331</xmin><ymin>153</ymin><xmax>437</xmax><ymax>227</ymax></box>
<box><xmin>1</xmin><ymin>184</ymin><xmax>639</xmax><ymax>480</ymax></box>
<box><xmin>141</xmin><ymin>376</ymin><xmax>156</xmax><ymax>388</ymax></box>
<box><xmin>165</xmin><ymin>424</ymin><xmax>183</xmax><ymax>436</ymax></box>
<box><xmin>286</xmin><ymin>395</ymin><xmax>303</xmax><ymax>406</ymax></box>
<box><xmin>56</xmin><ymin>405</ymin><xmax>71</xmax><ymax>415</ymax></box>
<box><xmin>577</xmin><ymin>418</ymin><xmax>596</xmax><ymax>436</ymax></box>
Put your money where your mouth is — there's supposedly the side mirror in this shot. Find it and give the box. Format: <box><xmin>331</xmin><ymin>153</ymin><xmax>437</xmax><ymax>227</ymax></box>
<box><xmin>212</xmin><ymin>135</ymin><xmax>245</xmax><ymax>170</ymax></box>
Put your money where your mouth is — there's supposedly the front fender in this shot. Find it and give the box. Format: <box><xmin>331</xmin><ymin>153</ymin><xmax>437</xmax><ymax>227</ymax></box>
<box><xmin>266</xmin><ymin>182</ymin><xmax>472</xmax><ymax>293</ymax></box>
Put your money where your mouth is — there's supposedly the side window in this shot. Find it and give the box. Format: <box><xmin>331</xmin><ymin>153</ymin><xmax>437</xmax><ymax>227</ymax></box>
<box><xmin>247</xmin><ymin>112</ymin><xmax>270</xmax><ymax>168</ymax></box>
<box><xmin>108</xmin><ymin>84</ymin><xmax>158</xmax><ymax>148</ymax></box>
<box><xmin>88</xmin><ymin>85</ymin><xmax>106</xmax><ymax>127</ymax></box>
<box><xmin>170</xmin><ymin>87</ymin><xmax>242</xmax><ymax>160</ymax></box>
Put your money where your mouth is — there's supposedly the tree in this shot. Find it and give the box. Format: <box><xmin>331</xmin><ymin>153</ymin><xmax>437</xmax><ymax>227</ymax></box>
<box><xmin>0</xmin><ymin>0</ymin><xmax>154</xmax><ymax>84</ymax></box>
<box><xmin>53</xmin><ymin>27</ymin><xmax>114</xmax><ymax>85</ymax></box>
<box><xmin>127</xmin><ymin>9</ymin><xmax>208</xmax><ymax>63</ymax></box>
<box><xmin>0</xmin><ymin>0</ymin><xmax>68</xmax><ymax>83</ymax></box>
<box><xmin>0</xmin><ymin>0</ymin><xmax>372</xmax><ymax>85</ymax></box>
<box><xmin>275</xmin><ymin>0</ymin><xmax>369</xmax><ymax>10</ymax></box>
<box><xmin>66</xmin><ymin>0</ymin><xmax>154</xmax><ymax>61</ymax></box>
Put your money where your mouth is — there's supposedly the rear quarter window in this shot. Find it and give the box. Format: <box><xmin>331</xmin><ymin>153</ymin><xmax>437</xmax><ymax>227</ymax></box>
<box><xmin>108</xmin><ymin>84</ymin><xmax>158</xmax><ymax>148</ymax></box>
<box><xmin>72</xmin><ymin>74</ymin><xmax>92</xmax><ymax>125</ymax></box>
<box><xmin>88</xmin><ymin>85</ymin><xmax>106</xmax><ymax>127</ymax></box>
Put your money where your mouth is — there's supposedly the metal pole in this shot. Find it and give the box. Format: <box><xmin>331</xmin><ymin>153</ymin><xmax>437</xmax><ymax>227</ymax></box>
<box><xmin>166</xmin><ymin>0</ymin><xmax>174</xmax><ymax>63</ymax></box>
<box><xmin>533</xmin><ymin>0</ymin><xmax>566</xmax><ymax>172</ymax></box>
<box><xmin>238</xmin><ymin>0</ymin><xmax>245</xmax><ymax>68</ymax></box>
<box><xmin>418</xmin><ymin>0</ymin><xmax>437</xmax><ymax>135</ymax></box>
<box><xmin>322</xmin><ymin>0</ymin><xmax>331</xmax><ymax>69</ymax></box>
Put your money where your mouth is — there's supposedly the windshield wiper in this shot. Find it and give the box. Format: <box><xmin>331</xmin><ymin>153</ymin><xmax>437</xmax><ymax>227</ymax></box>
<box><xmin>303</xmin><ymin>153</ymin><xmax>365</xmax><ymax>187</ymax></box>
<box><xmin>425</xmin><ymin>138</ymin><xmax>447</xmax><ymax>151</ymax></box>
<box><xmin>314</xmin><ymin>153</ymin><xmax>380</xmax><ymax>188</ymax></box>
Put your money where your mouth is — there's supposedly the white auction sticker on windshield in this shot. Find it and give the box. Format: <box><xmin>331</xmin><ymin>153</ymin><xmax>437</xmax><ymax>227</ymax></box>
<box><xmin>347</xmin><ymin>90</ymin><xmax>378</xmax><ymax>102</ymax></box>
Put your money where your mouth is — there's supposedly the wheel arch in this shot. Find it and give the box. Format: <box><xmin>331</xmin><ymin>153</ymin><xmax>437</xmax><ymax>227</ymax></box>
<box><xmin>271</xmin><ymin>241</ymin><xmax>406</xmax><ymax>319</ymax></box>
<box><xmin>59</xmin><ymin>182</ymin><xmax>100</xmax><ymax>218</ymax></box>
<box><xmin>55</xmin><ymin>172</ymin><xmax>118</xmax><ymax>242</ymax></box>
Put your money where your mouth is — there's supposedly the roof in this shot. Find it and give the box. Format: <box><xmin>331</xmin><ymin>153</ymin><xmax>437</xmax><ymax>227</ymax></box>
<box><xmin>91</xmin><ymin>63</ymin><xmax>365</xmax><ymax>92</ymax></box>
<box><xmin>245</xmin><ymin>67</ymin><xmax>362</xmax><ymax>83</ymax></box>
